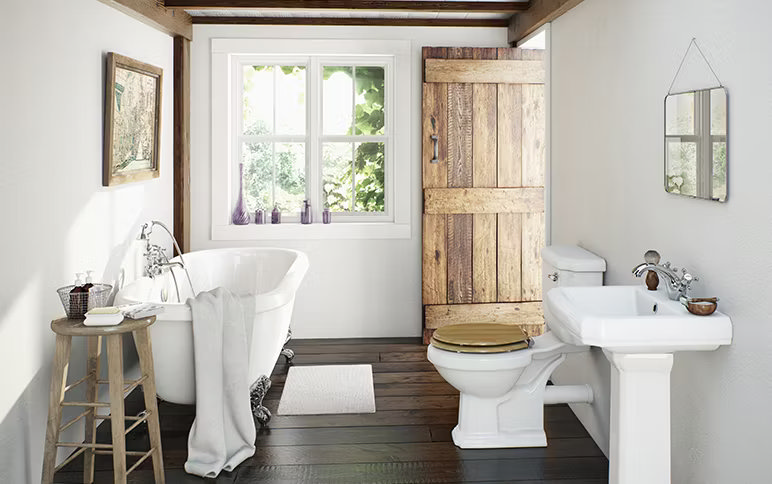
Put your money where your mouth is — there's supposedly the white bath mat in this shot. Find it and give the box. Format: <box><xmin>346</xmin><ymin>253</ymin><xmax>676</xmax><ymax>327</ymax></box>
<box><xmin>277</xmin><ymin>364</ymin><xmax>376</xmax><ymax>415</ymax></box>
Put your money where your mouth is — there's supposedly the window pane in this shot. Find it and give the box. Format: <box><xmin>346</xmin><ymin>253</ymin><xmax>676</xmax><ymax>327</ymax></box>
<box><xmin>274</xmin><ymin>143</ymin><xmax>306</xmax><ymax>213</ymax></box>
<box><xmin>242</xmin><ymin>142</ymin><xmax>306</xmax><ymax>213</ymax></box>
<box><xmin>354</xmin><ymin>67</ymin><xmax>385</xmax><ymax>136</ymax></box>
<box><xmin>243</xmin><ymin>66</ymin><xmax>273</xmax><ymax>135</ymax></box>
<box><xmin>712</xmin><ymin>141</ymin><xmax>727</xmax><ymax>201</ymax></box>
<box><xmin>242</xmin><ymin>142</ymin><xmax>272</xmax><ymax>212</ymax></box>
<box><xmin>276</xmin><ymin>66</ymin><xmax>306</xmax><ymax>135</ymax></box>
<box><xmin>323</xmin><ymin>66</ymin><xmax>353</xmax><ymax>135</ymax></box>
<box><xmin>323</xmin><ymin>142</ymin><xmax>353</xmax><ymax>211</ymax></box>
<box><xmin>354</xmin><ymin>142</ymin><xmax>385</xmax><ymax>212</ymax></box>
<box><xmin>665</xmin><ymin>92</ymin><xmax>694</xmax><ymax>136</ymax></box>
<box><xmin>711</xmin><ymin>88</ymin><xmax>726</xmax><ymax>136</ymax></box>
<box><xmin>666</xmin><ymin>139</ymin><xmax>696</xmax><ymax>196</ymax></box>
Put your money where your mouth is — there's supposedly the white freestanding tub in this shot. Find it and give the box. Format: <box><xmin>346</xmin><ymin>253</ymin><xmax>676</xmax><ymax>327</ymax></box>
<box><xmin>115</xmin><ymin>247</ymin><xmax>308</xmax><ymax>405</ymax></box>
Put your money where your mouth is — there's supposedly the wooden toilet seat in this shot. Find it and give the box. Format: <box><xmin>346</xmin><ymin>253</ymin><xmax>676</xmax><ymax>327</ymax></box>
<box><xmin>431</xmin><ymin>323</ymin><xmax>530</xmax><ymax>354</ymax></box>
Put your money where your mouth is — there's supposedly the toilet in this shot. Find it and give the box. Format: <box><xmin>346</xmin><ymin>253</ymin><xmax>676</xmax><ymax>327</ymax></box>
<box><xmin>427</xmin><ymin>245</ymin><xmax>606</xmax><ymax>449</ymax></box>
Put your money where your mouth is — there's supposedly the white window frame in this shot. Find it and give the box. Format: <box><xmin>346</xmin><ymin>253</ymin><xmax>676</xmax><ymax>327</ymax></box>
<box><xmin>211</xmin><ymin>38</ymin><xmax>411</xmax><ymax>240</ymax></box>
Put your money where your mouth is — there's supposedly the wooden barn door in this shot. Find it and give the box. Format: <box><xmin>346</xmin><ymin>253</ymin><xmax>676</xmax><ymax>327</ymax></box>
<box><xmin>422</xmin><ymin>47</ymin><xmax>546</xmax><ymax>344</ymax></box>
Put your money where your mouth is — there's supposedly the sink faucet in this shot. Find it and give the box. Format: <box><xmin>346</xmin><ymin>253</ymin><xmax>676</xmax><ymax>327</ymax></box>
<box><xmin>633</xmin><ymin>259</ymin><xmax>698</xmax><ymax>301</ymax></box>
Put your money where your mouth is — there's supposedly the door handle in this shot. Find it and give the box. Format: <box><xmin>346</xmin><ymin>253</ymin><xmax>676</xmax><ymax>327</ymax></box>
<box><xmin>430</xmin><ymin>135</ymin><xmax>439</xmax><ymax>164</ymax></box>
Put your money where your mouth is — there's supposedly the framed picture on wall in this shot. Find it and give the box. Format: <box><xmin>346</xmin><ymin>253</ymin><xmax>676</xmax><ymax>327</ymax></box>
<box><xmin>103</xmin><ymin>52</ymin><xmax>162</xmax><ymax>186</ymax></box>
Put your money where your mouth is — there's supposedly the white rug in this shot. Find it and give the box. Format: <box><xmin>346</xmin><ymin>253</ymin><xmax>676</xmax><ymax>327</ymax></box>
<box><xmin>277</xmin><ymin>364</ymin><xmax>376</xmax><ymax>415</ymax></box>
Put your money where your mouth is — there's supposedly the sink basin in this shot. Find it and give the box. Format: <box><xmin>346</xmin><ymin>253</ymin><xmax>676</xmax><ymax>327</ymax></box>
<box><xmin>544</xmin><ymin>285</ymin><xmax>732</xmax><ymax>353</ymax></box>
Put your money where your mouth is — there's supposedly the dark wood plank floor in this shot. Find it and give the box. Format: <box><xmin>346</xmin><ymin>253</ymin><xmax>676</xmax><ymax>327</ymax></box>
<box><xmin>56</xmin><ymin>338</ymin><xmax>608</xmax><ymax>483</ymax></box>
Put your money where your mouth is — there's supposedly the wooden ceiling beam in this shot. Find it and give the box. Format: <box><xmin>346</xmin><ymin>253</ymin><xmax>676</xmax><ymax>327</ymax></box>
<box><xmin>99</xmin><ymin>0</ymin><xmax>193</xmax><ymax>40</ymax></box>
<box><xmin>165</xmin><ymin>1</ymin><xmax>531</xmax><ymax>13</ymax></box>
<box><xmin>191</xmin><ymin>16</ymin><xmax>511</xmax><ymax>27</ymax></box>
<box><xmin>507</xmin><ymin>0</ymin><xmax>583</xmax><ymax>44</ymax></box>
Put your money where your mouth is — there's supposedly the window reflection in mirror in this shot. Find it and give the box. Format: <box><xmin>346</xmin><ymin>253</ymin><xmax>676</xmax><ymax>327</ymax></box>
<box><xmin>664</xmin><ymin>87</ymin><xmax>727</xmax><ymax>202</ymax></box>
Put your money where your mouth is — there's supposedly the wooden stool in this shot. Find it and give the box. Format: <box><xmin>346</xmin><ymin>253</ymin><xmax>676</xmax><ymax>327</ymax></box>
<box><xmin>41</xmin><ymin>316</ymin><xmax>165</xmax><ymax>484</ymax></box>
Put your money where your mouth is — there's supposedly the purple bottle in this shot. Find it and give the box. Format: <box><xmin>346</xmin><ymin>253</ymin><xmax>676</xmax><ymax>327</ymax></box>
<box><xmin>271</xmin><ymin>205</ymin><xmax>281</xmax><ymax>224</ymax></box>
<box><xmin>231</xmin><ymin>163</ymin><xmax>250</xmax><ymax>225</ymax></box>
<box><xmin>323</xmin><ymin>207</ymin><xmax>331</xmax><ymax>224</ymax></box>
<box><xmin>255</xmin><ymin>209</ymin><xmax>264</xmax><ymax>224</ymax></box>
<box><xmin>301</xmin><ymin>200</ymin><xmax>312</xmax><ymax>224</ymax></box>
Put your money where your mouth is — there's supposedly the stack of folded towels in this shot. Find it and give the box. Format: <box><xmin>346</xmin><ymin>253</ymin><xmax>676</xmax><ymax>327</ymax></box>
<box><xmin>83</xmin><ymin>303</ymin><xmax>164</xmax><ymax>326</ymax></box>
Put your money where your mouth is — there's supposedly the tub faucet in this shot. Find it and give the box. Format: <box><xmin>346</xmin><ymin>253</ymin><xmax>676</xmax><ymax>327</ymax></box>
<box><xmin>633</xmin><ymin>260</ymin><xmax>698</xmax><ymax>301</ymax></box>
<box><xmin>139</xmin><ymin>221</ymin><xmax>196</xmax><ymax>297</ymax></box>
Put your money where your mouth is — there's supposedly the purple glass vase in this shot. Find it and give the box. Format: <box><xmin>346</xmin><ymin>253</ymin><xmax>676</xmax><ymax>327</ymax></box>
<box><xmin>231</xmin><ymin>163</ymin><xmax>250</xmax><ymax>225</ymax></box>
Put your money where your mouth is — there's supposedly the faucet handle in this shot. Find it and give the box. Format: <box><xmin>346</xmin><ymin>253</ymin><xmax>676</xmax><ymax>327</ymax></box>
<box><xmin>644</xmin><ymin>250</ymin><xmax>661</xmax><ymax>264</ymax></box>
<box><xmin>682</xmin><ymin>272</ymin><xmax>698</xmax><ymax>283</ymax></box>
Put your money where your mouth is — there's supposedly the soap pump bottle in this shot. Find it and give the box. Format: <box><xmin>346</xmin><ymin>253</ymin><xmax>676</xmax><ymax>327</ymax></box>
<box><xmin>69</xmin><ymin>273</ymin><xmax>86</xmax><ymax>318</ymax></box>
<box><xmin>83</xmin><ymin>270</ymin><xmax>95</xmax><ymax>290</ymax></box>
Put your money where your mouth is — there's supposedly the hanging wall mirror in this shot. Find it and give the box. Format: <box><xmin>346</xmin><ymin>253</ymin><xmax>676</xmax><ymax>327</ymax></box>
<box><xmin>664</xmin><ymin>87</ymin><xmax>727</xmax><ymax>202</ymax></box>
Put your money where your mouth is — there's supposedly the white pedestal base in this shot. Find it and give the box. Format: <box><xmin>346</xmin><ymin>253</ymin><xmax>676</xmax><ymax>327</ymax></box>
<box><xmin>605</xmin><ymin>351</ymin><xmax>674</xmax><ymax>484</ymax></box>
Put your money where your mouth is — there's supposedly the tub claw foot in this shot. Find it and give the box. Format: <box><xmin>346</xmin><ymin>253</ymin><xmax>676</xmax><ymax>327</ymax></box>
<box><xmin>280</xmin><ymin>348</ymin><xmax>295</xmax><ymax>363</ymax></box>
<box><xmin>281</xmin><ymin>328</ymin><xmax>294</xmax><ymax>363</ymax></box>
<box><xmin>250</xmin><ymin>375</ymin><xmax>272</xmax><ymax>426</ymax></box>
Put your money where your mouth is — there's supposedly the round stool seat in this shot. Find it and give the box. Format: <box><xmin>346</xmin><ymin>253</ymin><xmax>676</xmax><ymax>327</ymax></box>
<box><xmin>51</xmin><ymin>316</ymin><xmax>155</xmax><ymax>336</ymax></box>
<box><xmin>431</xmin><ymin>323</ymin><xmax>529</xmax><ymax>354</ymax></box>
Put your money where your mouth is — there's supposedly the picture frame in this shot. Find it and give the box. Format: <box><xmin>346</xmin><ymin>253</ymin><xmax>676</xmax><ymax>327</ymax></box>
<box><xmin>103</xmin><ymin>52</ymin><xmax>162</xmax><ymax>186</ymax></box>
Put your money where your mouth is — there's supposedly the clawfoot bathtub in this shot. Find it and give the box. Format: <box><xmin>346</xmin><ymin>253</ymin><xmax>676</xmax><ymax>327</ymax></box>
<box><xmin>115</xmin><ymin>247</ymin><xmax>308</xmax><ymax>424</ymax></box>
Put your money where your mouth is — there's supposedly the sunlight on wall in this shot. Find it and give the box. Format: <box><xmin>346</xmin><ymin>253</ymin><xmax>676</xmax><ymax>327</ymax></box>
<box><xmin>0</xmin><ymin>276</ymin><xmax>44</xmax><ymax>422</ymax></box>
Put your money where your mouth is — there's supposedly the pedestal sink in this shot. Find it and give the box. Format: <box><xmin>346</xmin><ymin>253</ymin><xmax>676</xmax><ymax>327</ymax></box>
<box><xmin>544</xmin><ymin>285</ymin><xmax>732</xmax><ymax>484</ymax></box>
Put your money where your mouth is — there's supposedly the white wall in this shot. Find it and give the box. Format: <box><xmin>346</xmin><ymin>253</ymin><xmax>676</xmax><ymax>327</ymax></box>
<box><xmin>0</xmin><ymin>1</ymin><xmax>174</xmax><ymax>481</ymax></box>
<box><xmin>191</xmin><ymin>25</ymin><xmax>509</xmax><ymax>338</ymax></box>
<box><xmin>550</xmin><ymin>0</ymin><xmax>772</xmax><ymax>481</ymax></box>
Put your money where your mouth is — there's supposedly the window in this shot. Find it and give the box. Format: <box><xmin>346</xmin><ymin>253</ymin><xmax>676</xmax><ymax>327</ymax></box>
<box><xmin>212</xmin><ymin>39</ymin><xmax>411</xmax><ymax>240</ymax></box>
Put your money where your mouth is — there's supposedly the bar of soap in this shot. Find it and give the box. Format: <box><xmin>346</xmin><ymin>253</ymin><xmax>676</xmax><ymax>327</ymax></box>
<box><xmin>86</xmin><ymin>307</ymin><xmax>121</xmax><ymax>315</ymax></box>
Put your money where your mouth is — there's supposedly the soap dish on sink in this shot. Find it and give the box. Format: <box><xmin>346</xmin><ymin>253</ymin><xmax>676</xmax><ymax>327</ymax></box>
<box><xmin>681</xmin><ymin>296</ymin><xmax>719</xmax><ymax>316</ymax></box>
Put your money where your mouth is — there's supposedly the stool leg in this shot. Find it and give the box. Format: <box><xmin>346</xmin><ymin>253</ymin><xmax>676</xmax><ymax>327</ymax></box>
<box><xmin>134</xmin><ymin>327</ymin><xmax>165</xmax><ymax>484</ymax></box>
<box><xmin>83</xmin><ymin>335</ymin><xmax>101</xmax><ymax>484</ymax></box>
<box><xmin>42</xmin><ymin>334</ymin><xmax>72</xmax><ymax>484</ymax></box>
<box><xmin>106</xmin><ymin>334</ymin><xmax>127</xmax><ymax>484</ymax></box>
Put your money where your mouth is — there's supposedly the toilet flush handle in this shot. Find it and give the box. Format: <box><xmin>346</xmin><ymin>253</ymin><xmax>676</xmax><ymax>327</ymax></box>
<box><xmin>547</xmin><ymin>272</ymin><xmax>559</xmax><ymax>282</ymax></box>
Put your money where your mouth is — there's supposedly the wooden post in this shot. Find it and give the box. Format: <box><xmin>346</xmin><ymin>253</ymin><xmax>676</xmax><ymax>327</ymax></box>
<box><xmin>174</xmin><ymin>35</ymin><xmax>191</xmax><ymax>254</ymax></box>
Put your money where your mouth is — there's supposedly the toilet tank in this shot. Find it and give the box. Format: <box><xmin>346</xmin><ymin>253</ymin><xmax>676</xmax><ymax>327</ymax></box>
<box><xmin>541</xmin><ymin>245</ymin><xmax>606</xmax><ymax>294</ymax></box>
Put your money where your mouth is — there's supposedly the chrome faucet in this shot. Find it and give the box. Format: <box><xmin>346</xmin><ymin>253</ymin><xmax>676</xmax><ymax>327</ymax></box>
<box><xmin>139</xmin><ymin>221</ymin><xmax>196</xmax><ymax>300</ymax></box>
<box><xmin>632</xmin><ymin>258</ymin><xmax>698</xmax><ymax>301</ymax></box>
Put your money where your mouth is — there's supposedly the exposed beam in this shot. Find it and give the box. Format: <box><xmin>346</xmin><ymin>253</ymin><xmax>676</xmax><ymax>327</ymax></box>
<box><xmin>173</xmin><ymin>36</ymin><xmax>191</xmax><ymax>254</ymax></box>
<box><xmin>192</xmin><ymin>16</ymin><xmax>511</xmax><ymax>27</ymax></box>
<box><xmin>508</xmin><ymin>0</ymin><xmax>583</xmax><ymax>44</ymax></box>
<box><xmin>166</xmin><ymin>1</ymin><xmax>530</xmax><ymax>12</ymax></box>
<box><xmin>99</xmin><ymin>0</ymin><xmax>193</xmax><ymax>40</ymax></box>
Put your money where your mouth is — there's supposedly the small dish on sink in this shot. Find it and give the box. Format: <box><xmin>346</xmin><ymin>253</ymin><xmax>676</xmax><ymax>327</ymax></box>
<box><xmin>680</xmin><ymin>296</ymin><xmax>719</xmax><ymax>316</ymax></box>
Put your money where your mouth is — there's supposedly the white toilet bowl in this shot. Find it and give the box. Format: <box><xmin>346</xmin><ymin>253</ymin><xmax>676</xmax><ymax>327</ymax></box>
<box><xmin>426</xmin><ymin>245</ymin><xmax>606</xmax><ymax>449</ymax></box>
<box><xmin>428</xmin><ymin>330</ymin><xmax>584</xmax><ymax>448</ymax></box>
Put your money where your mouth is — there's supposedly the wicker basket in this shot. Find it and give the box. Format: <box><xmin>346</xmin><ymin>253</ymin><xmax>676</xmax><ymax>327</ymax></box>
<box><xmin>57</xmin><ymin>284</ymin><xmax>113</xmax><ymax>319</ymax></box>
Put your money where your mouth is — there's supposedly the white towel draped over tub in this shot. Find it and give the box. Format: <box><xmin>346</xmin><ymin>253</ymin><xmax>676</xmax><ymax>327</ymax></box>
<box><xmin>184</xmin><ymin>288</ymin><xmax>256</xmax><ymax>478</ymax></box>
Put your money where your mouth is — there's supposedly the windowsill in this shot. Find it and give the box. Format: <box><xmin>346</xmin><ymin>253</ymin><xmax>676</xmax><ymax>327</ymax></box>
<box><xmin>211</xmin><ymin>222</ymin><xmax>411</xmax><ymax>241</ymax></box>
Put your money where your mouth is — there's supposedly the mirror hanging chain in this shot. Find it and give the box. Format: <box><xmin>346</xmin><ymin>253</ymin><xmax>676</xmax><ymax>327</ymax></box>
<box><xmin>667</xmin><ymin>38</ymin><xmax>724</xmax><ymax>95</ymax></box>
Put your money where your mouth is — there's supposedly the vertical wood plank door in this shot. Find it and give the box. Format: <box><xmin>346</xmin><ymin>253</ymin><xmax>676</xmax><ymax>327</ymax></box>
<box><xmin>422</xmin><ymin>47</ymin><xmax>546</xmax><ymax>344</ymax></box>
